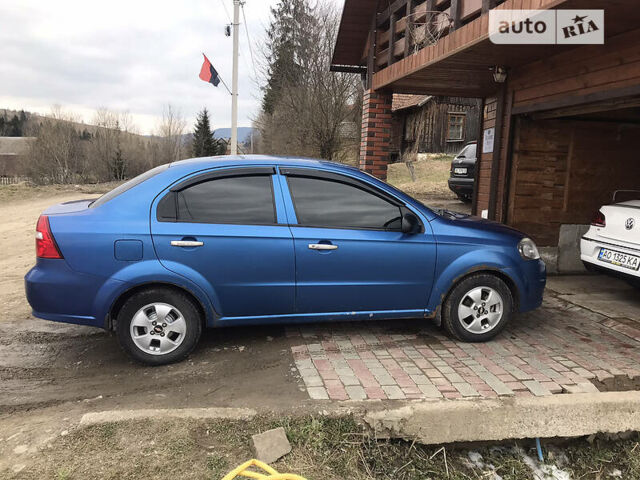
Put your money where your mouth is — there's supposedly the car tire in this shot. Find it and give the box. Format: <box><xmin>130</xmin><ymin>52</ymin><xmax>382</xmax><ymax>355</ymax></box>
<box><xmin>116</xmin><ymin>287</ymin><xmax>202</xmax><ymax>366</ymax></box>
<box><xmin>442</xmin><ymin>273</ymin><xmax>513</xmax><ymax>342</ymax></box>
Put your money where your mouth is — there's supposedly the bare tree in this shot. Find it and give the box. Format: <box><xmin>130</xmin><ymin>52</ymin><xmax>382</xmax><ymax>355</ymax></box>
<box><xmin>257</xmin><ymin>0</ymin><xmax>362</xmax><ymax>161</ymax></box>
<box><xmin>26</xmin><ymin>106</ymin><xmax>87</xmax><ymax>184</ymax></box>
<box><xmin>155</xmin><ymin>104</ymin><xmax>187</xmax><ymax>164</ymax></box>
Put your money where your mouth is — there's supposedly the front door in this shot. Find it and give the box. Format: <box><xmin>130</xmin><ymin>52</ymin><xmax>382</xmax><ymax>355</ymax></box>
<box><xmin>151</xmin><ymin>167</ymin><xmax>295</xmax><ymax>318</ymax></box>
<box><xmin>281</xmin><ymin>169</ymin><xmax>436</xmax><ymax>314</ymax></box>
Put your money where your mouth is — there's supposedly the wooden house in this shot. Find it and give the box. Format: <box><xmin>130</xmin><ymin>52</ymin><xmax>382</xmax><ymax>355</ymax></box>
<box><xmin>332</xmin><ymin>0</ymin><xmax>640</xmax><ymax>247</ymax></box>
<box><xmin>392</xmin><ymin>94</ymin><xmax>481</xmax><ymax>158</ymax></box>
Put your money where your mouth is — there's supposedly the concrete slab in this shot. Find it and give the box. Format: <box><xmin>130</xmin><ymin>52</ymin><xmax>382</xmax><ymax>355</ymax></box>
<box><xmin>546</xmin><ymin>275</ymin><xmax>640</xmax><ymax>321</ymax></box>
<box><xmin>546</xmin><ymin>275</ymin><xmax>634</xmax><ymax>295</ymax></box>
<box><xmin>251</xmin><ymin>427</ymin><xmax>292</xmax><ymax>464</ymax></box>
<box><xmin>558</xmin><ymin>224</ymin><xmax>590</xmax><ymax>273</ymax></box>
<box><xmin>363</xmin><ymin>391</ymin><xmax>640</xmax><ymax>445</ymax></box>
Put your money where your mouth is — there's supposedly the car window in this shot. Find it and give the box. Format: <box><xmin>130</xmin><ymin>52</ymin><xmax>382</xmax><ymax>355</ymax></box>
<box><xmin>91</xmin><ymin>164</ymin><xmax>169</xmax><ymax>208</ymax></box>
<box><xmin>174</xmin><ymin>175</ymin><xmax>275</xmax><ymax>224</ymax></box>
<box><xmin>457</xmin><ymin>144</ymin><xmax>476</xmax><ymax>158</ymax></box>
<box><xmin>287</xmin><ymin>176</ymin><xmax>402</xmax><ymax>230</ymax></box>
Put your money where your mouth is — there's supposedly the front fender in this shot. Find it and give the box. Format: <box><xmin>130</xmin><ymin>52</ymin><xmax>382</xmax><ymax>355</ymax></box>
<box><xmin>96</xmin><ymin>260</ymin><xmax>218</xmax><ymax>328</ymax></box>
<box><xmin>427</xmin><ymin>249</ymin><xmax>523</xmax><ymax>312</ymax></box>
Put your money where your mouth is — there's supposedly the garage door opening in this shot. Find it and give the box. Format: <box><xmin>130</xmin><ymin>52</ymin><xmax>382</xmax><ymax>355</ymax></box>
<box><xmin>506</xmin><ymin>96</ymin><xmax>640</xmax><ymax>249</ymax></box>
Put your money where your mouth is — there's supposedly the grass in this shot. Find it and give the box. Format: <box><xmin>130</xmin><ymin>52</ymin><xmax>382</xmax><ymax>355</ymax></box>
<box><xmin>387</xmin><ymin>154</ymin><xmax>456</xmax><ymax>199</ymax></box>
<box><xmin>0</xmin><ymin>181</ymin><xmax>119</xmax><ymax>203</ymax></box>
<box><xmin>6</xmin><ymin>415</ymin><xmax>639</xmax><ymax>480</ymax></box>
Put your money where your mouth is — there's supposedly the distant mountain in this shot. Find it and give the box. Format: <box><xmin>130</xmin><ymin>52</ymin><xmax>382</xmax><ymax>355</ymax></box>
<box><xmin>213</xmin><ymin>127</ymin><xmax>254</xmax><ymax>143</ymax></box>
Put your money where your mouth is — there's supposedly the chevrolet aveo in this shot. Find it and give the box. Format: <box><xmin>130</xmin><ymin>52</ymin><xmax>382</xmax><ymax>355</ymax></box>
<box><xmin>25</xmin><ymin>156</ymin><xmax>546</xmax><ymax>365</ymax></box>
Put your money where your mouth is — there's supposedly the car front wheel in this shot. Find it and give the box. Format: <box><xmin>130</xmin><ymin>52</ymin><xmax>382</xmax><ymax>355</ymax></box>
<box><xmin>442</xmin><ymin>273</ymin><xmax>513</xmax><ymax>342</ymax></box>
<box><xmin>116</xmin><ymin>287</ymin><xmax>202</xmax><ymax>365</ymax></box>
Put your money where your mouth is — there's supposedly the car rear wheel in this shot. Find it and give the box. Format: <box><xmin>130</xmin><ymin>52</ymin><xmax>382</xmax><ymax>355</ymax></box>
<box><xmin>116</xmin><ymin>287</ymin><xmax>202</xmax><ymax>365</ymax></box>
<box><xmin>442</xmin><ymin>273</ymin><xmax>513</xmax><ymax>342</ymax></box>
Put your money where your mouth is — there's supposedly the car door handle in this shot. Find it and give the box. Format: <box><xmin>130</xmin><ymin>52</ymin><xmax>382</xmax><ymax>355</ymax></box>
<box><xmin>171</xmin><ymin>240</ymin><xmax>204</xmax><ymax>247</ymax></box>
<box><xmin>308</xmin><ymin>243</ymin><xmax>338</xmax><ymax>250</ymax></box>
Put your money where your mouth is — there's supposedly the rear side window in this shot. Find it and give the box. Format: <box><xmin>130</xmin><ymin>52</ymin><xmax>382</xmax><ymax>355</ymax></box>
<box><xmin>158</xmin><ymin>175</ymin><xmax>276</xmax><ymax>225</ymax></box>
<box><xmin>91</xmin><ymin>164</ymin><xmax>169</xmax><ymax>208</ymax></box>
<box><xmin>457</xmin><ymin>143</ymin><xmax>476</xmax><ymax>158</ymax></box>
<box><xmin>287</xmin><ymin>176</ymin><xmax>402</xmax><ymax>230</ymax></box>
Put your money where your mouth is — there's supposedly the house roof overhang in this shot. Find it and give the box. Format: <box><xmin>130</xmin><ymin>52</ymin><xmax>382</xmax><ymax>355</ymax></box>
<box><xmin>332</xmin><ymin>0</ymin><xmax>640</xmax><ymax>98</ymax></box>
<box><xmin>331</xmin><ymin>0</ymin><xmax>377</xmax><ymax>71</ymax></box>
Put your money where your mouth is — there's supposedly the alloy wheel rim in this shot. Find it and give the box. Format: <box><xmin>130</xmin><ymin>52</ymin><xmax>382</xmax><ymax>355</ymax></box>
<box><xmin>130</xmin><ymin>302</ymin><xmax>187</xmax><ymax>355</ymax></box>
<box><xmin>457</xmin><ymin>286</ymin><xmax>504</xmax><ymax>334</ymax></box>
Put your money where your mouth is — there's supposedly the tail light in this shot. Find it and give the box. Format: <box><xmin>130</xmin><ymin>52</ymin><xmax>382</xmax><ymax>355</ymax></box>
<box><xmin>591</xmin><ymin>210</ymin><xmax>606</xmax><ymax>228</ymax></box>
<box><xmin>36</xmin><ymin>215</ymin><xmax>63</xmax><ymax>259</ymax></box>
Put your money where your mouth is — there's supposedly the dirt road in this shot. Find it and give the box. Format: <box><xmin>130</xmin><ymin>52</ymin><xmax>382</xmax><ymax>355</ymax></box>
<box><xmin>0</xmin><ymin>186</ymin><xmax>306</xmax><ymax>413</ymax></box>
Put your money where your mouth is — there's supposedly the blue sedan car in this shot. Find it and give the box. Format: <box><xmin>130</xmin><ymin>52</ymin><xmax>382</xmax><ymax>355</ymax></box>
<box><xmin>25</xmin><ymin>156</ymin><xmax>546</xmax><ymax>365</ymax></box>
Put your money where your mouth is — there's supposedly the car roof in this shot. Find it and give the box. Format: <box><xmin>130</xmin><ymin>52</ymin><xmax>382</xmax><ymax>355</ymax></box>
<box><xmin>170</xmin><ymin>154</ymin><xmax>358</xmax><ymax>173</ymax></box>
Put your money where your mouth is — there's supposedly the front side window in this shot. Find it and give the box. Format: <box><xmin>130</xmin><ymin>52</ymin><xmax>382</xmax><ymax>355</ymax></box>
<box><xmin>447</xmin><ymin>113</ymin><xmax>465</xmax><ymax>141</ymax></box>
<box><xmin>160</xmin><ymin>175</ymin><xmax>275</xmax><ymax>224</ymax></box>
<box><xmin>287</xmin><ymin>176</ymin><xmax>402</xmax><ymax>230</ymax></box>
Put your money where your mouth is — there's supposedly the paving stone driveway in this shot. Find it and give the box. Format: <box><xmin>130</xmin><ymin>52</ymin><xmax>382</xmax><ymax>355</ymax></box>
<box><xmin>289</xmin><ymin>293</ymin><xmax>640</xmax><ymax>401</ymax></box>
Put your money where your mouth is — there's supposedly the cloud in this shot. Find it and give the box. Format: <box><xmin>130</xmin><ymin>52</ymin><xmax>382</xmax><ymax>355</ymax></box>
<box><xmin>0</xmin><ymin>0</ymin><xmax>277</xmax><ymax>133</ymax></box>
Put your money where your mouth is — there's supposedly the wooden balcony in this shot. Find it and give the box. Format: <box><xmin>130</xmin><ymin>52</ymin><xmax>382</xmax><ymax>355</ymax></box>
<box><xmin>373</xmin><ymin>0</ymin><xmax>501</xmax><ymax>72</ymax></box>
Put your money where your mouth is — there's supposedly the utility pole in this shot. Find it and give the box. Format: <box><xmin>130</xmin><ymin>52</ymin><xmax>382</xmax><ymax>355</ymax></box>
<box><xmin>230</xmin><ymin>0</ymin><xmax>240</xmax><ymax>155</ymax></box>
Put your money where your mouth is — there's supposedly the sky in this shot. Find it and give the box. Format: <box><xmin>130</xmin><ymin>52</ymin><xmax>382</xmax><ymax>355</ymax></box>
<box><xmin>0</xmin><ymin>0</ymin><xmax>340</xmax><ymax>134</ymax></box>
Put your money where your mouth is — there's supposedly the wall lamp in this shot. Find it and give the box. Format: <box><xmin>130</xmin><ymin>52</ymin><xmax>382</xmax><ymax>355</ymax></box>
<box><xmin>492</xmin><ymin>66</ymin><xmax>508</xmax><ymax>83</ymax></box>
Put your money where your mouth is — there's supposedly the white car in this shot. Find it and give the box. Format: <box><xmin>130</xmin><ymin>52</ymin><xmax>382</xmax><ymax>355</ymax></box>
<box><xmin>581</xmin><ymin>193</ymin><xmax>640</xmax><ymax>286</ymax></box>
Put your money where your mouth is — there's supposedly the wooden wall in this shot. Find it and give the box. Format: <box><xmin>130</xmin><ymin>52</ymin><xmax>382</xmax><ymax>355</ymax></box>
<box><xmin>509</xmin><ymin>28</ymin><xmax>640</xmax><ymax>112</ymax></box>
<box><xmin>507</xmin><ymin>118</ymin><xmax>640</xmax><ymax>246</ymax></box>
<box><xmin>472</xmin><ymin>27</ymin><xmax>640</xmax><ymax>240</ymax></box>
<box><xmin>398</xmin><ymin>97</ymin><xmax>481</xmax><ymax>155</ymax></box>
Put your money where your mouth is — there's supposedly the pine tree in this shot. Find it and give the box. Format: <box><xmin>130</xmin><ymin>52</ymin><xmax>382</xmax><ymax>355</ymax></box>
<box><xmin>192</xmin><ymin>108</ymin><xmax>219</xmax><ymax>157</ymax></box>
<box><xmin>261</xmin><ymin>0</ymin><xmax>313</xmax><ymax>115</ymax></box>
<box><xmin>9</xmin><ymin>115</ymin><xmax>21</xmax><ymax>136</ymax></box>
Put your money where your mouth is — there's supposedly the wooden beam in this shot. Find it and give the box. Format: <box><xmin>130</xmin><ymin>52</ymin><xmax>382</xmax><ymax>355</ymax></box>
<box><xmin>500</xmin><ymin>89</ymin><xmax>515</xmax><ymax>223</ymax></box>
<box><xmin>377</xmin><ymin>0</ymin><xmax>408</xmax><ymax>25</ymax></box>
<box><xmin>450</xmin><ymin>0</ymin><xmax>462</xmax><ymax>31</ymax></box>
<box><xmin>472</xmin><ymin>97</ymin><xmax>486</xmax><ymax>216</ymax></box>
<box><xmin>366</xmin><ymin>4</ymin><xmax>378</xmax><ymax>89</ymax></box>
<box><xmin>404</xmin><ymin>0</ymin><xmax>413</xmax><ymax>57</ymax></box>
<box><xmin>388</xmin><ymin>13</ymin><xmax>397</xmax><ymax>66</ymax></box>
<box><xmin>488</xmin><ymin>84</ymin><xmax>506</xmax><ymax>220</ymax></box>
<box><xmin>482</xmin><ymin>0</ymin><xmax>497</xmax><ymax>14</ymax></box>
<box><xmin>512</xmin><ymin>84</ymin><xmax>640</xmax><ymax>115</ymax></box>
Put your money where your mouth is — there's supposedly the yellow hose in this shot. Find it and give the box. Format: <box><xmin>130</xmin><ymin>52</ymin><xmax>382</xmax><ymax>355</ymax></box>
<box><xmin>221</xmin><ymin>459</ymin><xmax>308</xmax><ymax>480</ymax></box>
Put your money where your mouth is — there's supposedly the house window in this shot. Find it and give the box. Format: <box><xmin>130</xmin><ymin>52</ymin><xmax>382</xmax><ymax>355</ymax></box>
<box><xmin>447</xmin><ymin>113</ymin><xmax>465</xmax><ymax>141</ymax></box>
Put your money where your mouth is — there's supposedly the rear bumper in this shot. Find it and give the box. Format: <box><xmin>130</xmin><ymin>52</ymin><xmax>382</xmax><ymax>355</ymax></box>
<box><xmin>581</xmin><ymin>237</ymin><xmax>640</xmax><ymax>279</ymax></box>
<box><xmin>448</xmin><ymin>177</ymin><xmax>474</xmax><ymax>196</ymax></box>
<box><xmin>25</xmin><ymin>258</ymin><xmax>125</xmax><ymax>328</ymax></box>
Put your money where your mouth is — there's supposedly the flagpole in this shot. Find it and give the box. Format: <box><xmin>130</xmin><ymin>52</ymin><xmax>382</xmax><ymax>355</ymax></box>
<box><xmin>230</xmin><ymin>0</ymin><xmax>240</xmax><ymax>155</ymax></box>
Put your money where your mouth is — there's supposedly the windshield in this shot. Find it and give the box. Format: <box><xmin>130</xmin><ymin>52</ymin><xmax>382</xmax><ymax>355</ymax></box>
<box><xmin>90</xmin><ymin>164</ymin><xmax>169</xmax><ymax>208</ymax></box>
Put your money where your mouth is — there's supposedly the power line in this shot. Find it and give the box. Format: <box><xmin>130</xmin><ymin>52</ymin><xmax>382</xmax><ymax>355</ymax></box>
<box><xmin>218</xmin><ymin>0</ymin><xmax>232</xmax><ymax>23</ymax></box>
<box><xmin>240</xmin><ymin>2</ymin><xmax>259</xmax><ymax>81</ymax></box>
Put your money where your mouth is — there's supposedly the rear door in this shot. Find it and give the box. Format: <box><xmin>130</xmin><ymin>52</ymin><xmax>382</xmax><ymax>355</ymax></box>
<box><xmin>151</xmin><ymin>166</ymin><xmax>295</xmax><ymax>318</ymax></box>
<box><xmin>279</xmin><ymin>167</ymin><xmax>436</xmax><ymax>314</ymax></box>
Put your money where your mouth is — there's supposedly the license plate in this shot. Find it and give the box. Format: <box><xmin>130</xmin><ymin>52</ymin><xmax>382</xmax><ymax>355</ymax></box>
<box><xmin>454</xmin><ymin>167</ymin><xmax>467</xmax><ymax>175</ymax></box>
<box><xmin>598</xmin><ymin>248</ymin><xmax>640</xmax><ymax>271</ymax></box>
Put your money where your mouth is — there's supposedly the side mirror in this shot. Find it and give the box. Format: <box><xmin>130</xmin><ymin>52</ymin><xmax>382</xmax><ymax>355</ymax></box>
<box><xmin>401</xmin><ymin>212</ymin><xmax>419</xmax><ymax>234</ymax></box>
